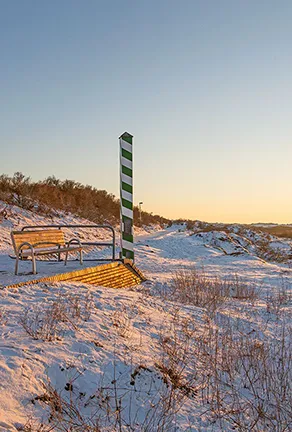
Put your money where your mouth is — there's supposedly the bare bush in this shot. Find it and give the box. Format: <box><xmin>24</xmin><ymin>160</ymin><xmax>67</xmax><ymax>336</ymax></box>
<box><xmin>64</xmin><ymin>291</ymin><xmax>94</xmax><ymax>322</ymax></box>
<box><xmin>266</xmin><ymin>281</ymin><xmax>292</xmax><ymax>316</ymax></box>
<box><xmin>256</xmin><ymin>239</ymin><xmax>291</xmax><ymax>263</ymax></box>
<box><xmin>171</xmin><ymin>269</ymin><xmax>257</xmax><ymax>313</ymax></box>
<box><xmin>171</xmin><ymin>269</ymin><xmax>227</xmax><ymax>315</ymax></box>
<box><xmin>19</xmin><ymin>302</ymin><xmax>67</xmax><ymax>341</ymax></box>
<box><xmin>20</xmin><ymin>417</ymin><xmax>52</xmax><ymax>432</ymax></box>
<box><xmin>156</xmin><ymin>310</ymin><xmax>199</xmax><ymax>401</ymax></box>
<box><xmin>29</xmin><ymin>311</ymin><xmax>200</xmax><ymax>431</ymax></box>
<box><xmin>31</xmin><ymin>381</ymin><xmax>102</xmax><ymax>432</ymax></box>
<box><xmin>25</xmin><ymin>301</ymin><xmax>291</xmax><ymax>431</ymax></box>
<box><xmin>198</xmin><ymin>318</ymin><xmax>292</xmax><ymax>431</ymax></box>
<box><xmin>0</xmin><ymin>172</ymin><xmax>170</xmax><ymax>227</ymax></box>
<box><xmin>228</xmin><ymin>274</ymin><xmax>258</xmax><ymax>302</ymax></box>
<box><xmin>111</xmin><ymin>305</ymin><xmax>131</xmax><ymax>338</ymax></box>
<box><xmin>0</xmin><ymin>204</ymin><xmax>8</xmax><ymax>222</ymax></box>
<box><xmin>171</xmin><ymin>270</ymin><xmax>258</xmax><ymax>315</ymax></box>
<box><xmin>19</xmin><ymin>292</ymin><xmax>94</xmax><ymax>341</ymax></box>
<box><xmin>0</xmin><ymin>308</ymin><xmax>8</xmax><ymax>326</ymax></box>
<box><xmin>32</xmin><ymin>366</ymin><xmax>185</xmax><ymax>431</ymax></box>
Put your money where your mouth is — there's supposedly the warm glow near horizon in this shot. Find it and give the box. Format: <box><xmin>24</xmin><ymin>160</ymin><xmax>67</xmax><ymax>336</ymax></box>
<box><xmin>139</xmin><ymin>177</ymin><xmax>292</xmax><ymax>224</ymax></box>
<box><xmin>146</xmin><ymin>199</ymin><xmax>292</xmax><ymax>225</ymax></box>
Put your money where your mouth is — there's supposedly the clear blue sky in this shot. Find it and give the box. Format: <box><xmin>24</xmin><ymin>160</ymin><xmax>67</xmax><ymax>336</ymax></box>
<box><xmin>1</xmin><ymin>0</ymin><xmax>291</xmax><ymax>223</ymax></box>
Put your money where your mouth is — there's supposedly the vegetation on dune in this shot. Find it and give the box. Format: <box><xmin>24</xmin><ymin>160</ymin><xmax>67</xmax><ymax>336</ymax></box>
<box><xmin>0</xmin><ymin>172</ymin><xmax>170</xmax><ymax>227</ymax></box>
<box><xmin>16</xmin><ymin>276</ymin><xmax>292</xmax><ymax>431</ymax></box>
<box><xmin>257</xmin><ymin>225</ymin><xmax>292</xmax><ymax>239</ymax></box>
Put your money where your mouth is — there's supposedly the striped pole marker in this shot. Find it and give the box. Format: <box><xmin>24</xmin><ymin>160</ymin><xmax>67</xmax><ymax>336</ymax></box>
<box><xmin>120</xmin><ymin>132</ymin><xmax>134</xmax><ymax>260</ymax></box>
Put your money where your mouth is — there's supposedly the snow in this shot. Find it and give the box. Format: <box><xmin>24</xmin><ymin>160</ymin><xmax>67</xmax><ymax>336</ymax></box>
<box><xmin>0</xmin><ymin>205</ymin><xmax>291</xmax><ymax>431</ymax></box>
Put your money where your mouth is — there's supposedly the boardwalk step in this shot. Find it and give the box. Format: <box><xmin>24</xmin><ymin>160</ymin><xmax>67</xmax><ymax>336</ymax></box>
<box><xmin>6</xmin><ymin>261</ymin><xmax>147</xmax><ymax>290</ymax></box>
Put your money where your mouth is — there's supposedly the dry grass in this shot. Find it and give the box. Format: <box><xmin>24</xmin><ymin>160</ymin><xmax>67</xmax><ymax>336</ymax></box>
<box><xmin>19</xmin><ymin>302</ymin><xmax>67</xmax><ymax>341</ymax></box>
<box><xmin>266</xmin><ymin>280</ymin><xmax>292</xmax><ymax>316</ymax></box>
<box><xmin>29</xmin><ymin>368</ymin><xmax>185</xmax><ymax>431</ymax></box>
<box><xmin>0</xmin><ymin>308</ymin><xmax>8</xmax><ymax>326</ymax></box>
<box><xmin>20</xmin><ymin>274</ymin><xmax>290</xmax><ymax>431</ymax></box>
<box><xmin>255</xmin><ymin>239</ymin><xmax>291</xmax><ymax>263</ymax></box>
<box><xmin>111</xmin><ymin>305</ymin><xmax>131</xmax><ymax>338</ymax></box>
<box><xmin>156</xmin><ymin>310</ymin><xmax>199</xmax><ymax>405</ymax></box>
<box><xmin>19</xmin><ymin>292</ymin><xmax>94</xmax><ymax>341</ymax></box>
<box><xmin>25</xmin><ymin>303</ymin><xmax>291</xmax><ymax>431</ymax></box>
<box><xmin>197</xmin><ymin>318</ymin><xmax>292</xmax><ymax>431</ymax></box>
<box><xmin>171</xmin><ymin>269</ymin><xmax>257</xmax><ymax>315</ymax></box>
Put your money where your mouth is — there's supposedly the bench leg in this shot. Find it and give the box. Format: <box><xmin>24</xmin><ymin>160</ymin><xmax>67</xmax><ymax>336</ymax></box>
<box><xmin>80</xmin><ymin>249</ymin><xmax>83</xmax><ymax>265</ymax></box>
<box><xmin>64</xmin><ymin>251</ymin><xmax>69</xmax><ymax>266</ymax></box>
<box><xmin>15</xmin><ymin>255</ymin><xmax>19</xmax><ymax>275</ymax></box>
<box><xmin>32</xmin><ymin>253</ymin><xmax>37</xmax><ymax>275</ymax></box>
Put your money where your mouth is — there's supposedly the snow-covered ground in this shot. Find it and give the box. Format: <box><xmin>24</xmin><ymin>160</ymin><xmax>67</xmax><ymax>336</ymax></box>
<box><xmin>0</xmin><ymin>205</ymin><xmax>291</xmax><ymax>431</ymax></box>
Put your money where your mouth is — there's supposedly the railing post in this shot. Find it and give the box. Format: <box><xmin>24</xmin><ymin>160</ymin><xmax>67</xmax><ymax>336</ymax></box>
<box><xmin>112</xmin><ymin>229</ymin><xmax>115</xmax><ymax>260</ymax></box>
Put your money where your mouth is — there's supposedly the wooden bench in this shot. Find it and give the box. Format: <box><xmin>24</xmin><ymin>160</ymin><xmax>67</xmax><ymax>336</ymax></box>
<box><xmin>11</xmin><ymin>229</ymin><xmax>84</xmax><ymax>275</ymax></box>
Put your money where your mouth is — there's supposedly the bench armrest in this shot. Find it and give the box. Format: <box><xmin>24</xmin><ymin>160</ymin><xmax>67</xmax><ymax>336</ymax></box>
<box><xmin>66</xmin><ymin>238</ymin><xmax>82</xmax><ymax>247</ymax></box>
<box><xmin>17</xmin><ymin>242</ymin><xmax>35</xmax><ymax>256</ymax></box>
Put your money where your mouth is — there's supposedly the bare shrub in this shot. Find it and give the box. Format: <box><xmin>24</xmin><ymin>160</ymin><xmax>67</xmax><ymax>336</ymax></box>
<box><xmin>19</xmin><ymin>302</ymin><xmax>67</xmax><ymax>341</ymax></box>
<box><xmin>185</xmin><ymin>220</ymin><xmax>196</xmax><ymax>231</ymax></box>
<box><xmin>111</xmin><ymin>305</ymin><xmax>131</xmax><ymax>338</ymax></box>
<box><xmin>256</xmin><ymin>239</ymin><xmax>291</xmax><ymax>263</ymax></box>
<box><xmin>156</xmin><ymin>310</ymin><xmax>199</xmax><ymax>400</ymax></box>
<box><xmin>30</xmin><ymin>313</ymin><xmax>199</xmax><ymax>431</ymax></box>
<box><xmin>266</xmin><ymin>281</ymin><xmax>292</xmax><ymax>316</ymax></box>
<box><xmin>171</xmin><ymin>269</ymin><xmax>227</xmax><ymax>314</ymax></box>
<box><xmin>32</xmin><ymin>367</ymin><xmax>183</xmax><ymax>431</ymax></box>
<box><xmin>20</xmin><ymin>417</ymin><xmax>52</xmax><ymax>432</ymax></box>
<box><xmin>228</xmin><ymin>275</ymin><xmax>258</xmax><ymax>303</ymax></box>
<box><xmin>37</xmin><ymin>381</ymin><xmax>103</xmax><ymax>431</ymax></box>
<box><xmin>0</xmin><ymin>172</ymin><xmax>170</xmax><ymax>227</ymax></box>
<box><xmin>0</xmin><ymin>308</ymin><xmax>8</xmax><ymax>326</ymax></box>
<box><xmin>0</xmin><ymin>204</ymin><xmax>8</xmax><ymax>222</ymax></box>
<box><xmin>25</xmin><ymin>302</ymin><xmax>291</xmax><ymax>431</ymax></box>
<box><xmin>171</xmin><ymin>270</ymin><xmax>258</xmax><ymax>315</ymax></box>
<box><xmin>198</xmin><ymin>318</ymin><xmax>292</xmax><ymax>431</ymax></box>
<box><xmin>64</xmin><ymin>291</ymin><xmax>94</xmax><ymax>322</ymax></box>
<box><xmin>19</xmin><ymin>292</ymin><xmax>94</xmax><ymax>341</ymax></box>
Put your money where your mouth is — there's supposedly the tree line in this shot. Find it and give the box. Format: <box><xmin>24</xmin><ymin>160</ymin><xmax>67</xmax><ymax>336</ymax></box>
<box><xmin>0</xmin><ymin>172</ymin><xmax>170</xmax><ymax>227</ymax></box>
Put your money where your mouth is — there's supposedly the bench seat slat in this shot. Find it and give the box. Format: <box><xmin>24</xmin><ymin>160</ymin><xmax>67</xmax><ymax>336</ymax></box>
<box><xmin>20</xmin><ymin>246</ymin><xmax>82</xmax><ymax>256</ymax></box>
<box><xmin>12</xmin><ymin>229</ymin><xmax>65</xmax><ymax>251</ymax></box>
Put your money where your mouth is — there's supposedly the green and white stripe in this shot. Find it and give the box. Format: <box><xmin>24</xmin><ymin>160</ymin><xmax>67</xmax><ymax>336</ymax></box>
<box><xmin>120</xmin><ymin>132</ymin><xmax>134</xmax><ymax>260</ymax></box>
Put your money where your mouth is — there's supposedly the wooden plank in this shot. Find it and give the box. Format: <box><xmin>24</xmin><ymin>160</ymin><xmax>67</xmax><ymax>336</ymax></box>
<box><xmin>21</xmin><ymin>246</ymin><xmax>82</xmax><ymax>256</ymax></box>
<box><xmin>83</xmin><ymin>272</ymin><xmax>141</xmax><ymax>287</ymax></box>
<box><xmin>13</xmin><ymin>236</ymin><xmax>65</xmax><ymax>243</ymax></box>
<box><xmin>50</xmin><ymin>263</ymin><xmax>142</xmax><ymax>287</ymax></box>
<box><xmin>72</xmin><ymin>269</ymin><xmax>125</xmax><ymax>284</ymax></box>
<box><xmin>5</xmin><ymin>261</ymin><xmax>146</xmax><ymax>290</ymax></box>
<box><xmin>12</xmin><ymin>229</ymin><xmax>63</xmax><ymax>238</ymax></box>
<box><xmin>12</xmin><ymin>229</ymin><xmax>65</xmax><ymax>251</ymax></box>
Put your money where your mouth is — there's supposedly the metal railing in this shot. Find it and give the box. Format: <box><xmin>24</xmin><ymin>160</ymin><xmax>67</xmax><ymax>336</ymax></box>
<box><xmin>21</xmin><ymin>224</ymin><xmax>116</xmax><ymax>261</ymax></box>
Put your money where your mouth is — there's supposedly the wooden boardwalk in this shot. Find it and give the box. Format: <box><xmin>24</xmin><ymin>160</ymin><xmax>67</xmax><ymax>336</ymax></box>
<box><xmin>6</xmin><ymin>260</ymin><xmax>146</xmax><ymax>289</ymax></box>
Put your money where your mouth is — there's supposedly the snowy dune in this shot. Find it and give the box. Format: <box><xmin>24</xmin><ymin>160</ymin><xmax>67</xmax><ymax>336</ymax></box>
<box><xmin>0</xmin><ymin>204</ymin><xmax>291</xmax><ymax>431</ymax></box>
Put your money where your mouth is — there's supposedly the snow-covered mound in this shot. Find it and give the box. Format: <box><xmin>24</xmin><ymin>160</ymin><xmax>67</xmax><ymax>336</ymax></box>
<box><xmin>0</xmin><ymin>205</ymin><xmax>291</xmax><ymax>431</ymax></box>
<box><xmin>0</xmin><ymin>282</ymin><xmax>206</xmax><ymax>431</ymax></box>
<box><xmin>189</xmin><ymin>224</ymin><xmax>292</xmax><ymax>264</ymax></box>
<box><xmin>193</xmin><ymin>230</ymin><xmax>249</xmax><ymax>255</ymax></box>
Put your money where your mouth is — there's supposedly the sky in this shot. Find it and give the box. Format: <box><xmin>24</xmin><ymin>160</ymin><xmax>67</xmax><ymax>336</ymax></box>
<box><xmin>1</xmin><ymin>0</ymin><xmax>291</xmax><ymax>223</ymax></box>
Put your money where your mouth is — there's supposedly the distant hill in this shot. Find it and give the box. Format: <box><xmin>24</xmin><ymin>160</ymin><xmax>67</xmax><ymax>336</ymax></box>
<box><xmin>0</xmin><ymin>172</ymin><xmax>170</xmax><ymax>228</ymax></box>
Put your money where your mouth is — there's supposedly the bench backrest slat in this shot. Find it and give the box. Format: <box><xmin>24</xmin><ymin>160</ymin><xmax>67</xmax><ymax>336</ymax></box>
<box><xmin>11</xmin><ymin>229</ymin><xmax>65</xmax><ymax>252</ymax></box>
